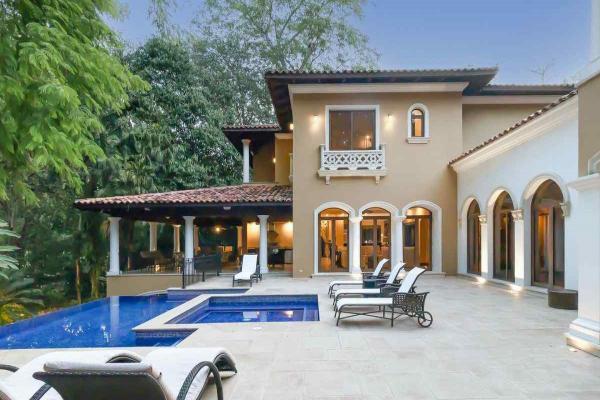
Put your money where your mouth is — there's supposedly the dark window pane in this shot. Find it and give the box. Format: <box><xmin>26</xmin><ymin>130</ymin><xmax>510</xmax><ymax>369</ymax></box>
<box><xmin>352</xmin><ymin>110</ymin><xmax>375</xmax><ymax>150</ymax></box>
<box><xmin>329</xmin><ymin>110</ymin><xmax>375</xmax><ymax>150</ymax></box>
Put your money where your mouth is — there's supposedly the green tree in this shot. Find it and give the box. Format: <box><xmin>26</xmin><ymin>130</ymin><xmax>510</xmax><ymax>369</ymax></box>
<box><xmin>0</xmin><ymin>219</ymin><xmax>19</xmax><ymax>276</ymax></box>
<box><xmin>0</xmin><ymin>270</ymin><xmax>44</xmax><ymax>324</ymax></box>
<box><xmin>0</xmin><ymin>0</ymin><xmax>147</xmax><ymax>204</ymax></box>
<box><xmin>192</xmin><ymin>0</ymin><xmax>378</xmax><ymax>123</ymax></box>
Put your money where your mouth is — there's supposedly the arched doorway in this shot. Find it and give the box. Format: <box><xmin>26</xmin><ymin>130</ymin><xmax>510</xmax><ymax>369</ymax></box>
<box><xmin>318</xmin><ymin>208</ymin><xmax>349</xmax><ymax>273</ymax></box>
<box><xmin>493</xmin><ymin>192</ymin><xmax>515</xmax><ymax>282</ymax></box>
<box><xmin>466</xmin><ymin>200</ymin><xmax>481</xmax><ymax>275</ymax></box>
<box><xmin>531</xmin><ymin>180</ymin><xmax>565</xmax><ymax>288</ymax></box>
<box><xmin>360</xmin><ymin>208</ymin><xmax>391</xmax><ymax>272</ymax></box>
<box><xmin>403</xmin><ymin>207</ymin><xmax>432</xmax><ymax>270</ymax></box>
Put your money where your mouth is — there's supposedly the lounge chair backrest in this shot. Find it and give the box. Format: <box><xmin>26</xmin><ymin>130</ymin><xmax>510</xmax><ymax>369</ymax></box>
<box><xmin>34</xmin><ymin>362</ymin><xmax>173</xmax><ymax>400</ymax></box>
<box><xmin>398</xmin><ymin>267</ymin><xmax>426</xmax><ymax>293</ymax></box>
<box><xmin>241</xmin><ymin>254</ymin><xmax>258</xmax><ymax>274</ymax></box>
<box><xmin>372</xmin><ymin>258</ymin><xmax>389</xmax><ymax>277</ymax></box>
<box><xmin>385</xmin><ymin>263</ymin><xmax>405</xmax><ymax>284</ymax></box>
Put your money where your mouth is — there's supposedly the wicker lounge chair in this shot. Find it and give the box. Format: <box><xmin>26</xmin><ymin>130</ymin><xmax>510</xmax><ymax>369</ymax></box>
<box><xmin>232</xmin><ymin>254</ymin><xmax>259</xmax><ymax>286</ymax></box>
<box><xmin>327</xmin><ymin>258</ymin><xmax>389</xmax><ymax>297</ymax></box>
<box><xmin>32</xmin><ymin>347</ymin><xmax>237</xmax><ymax>400</ymax></box>
<box><xmin>0</xmin><ymin>349</ymin><xmax>142</xmax><ymax>400</ymax></box>
<box><xmin>334</xmin><ymin>267</ymin><xmax>432</xmax><ymax>327</ymax></box>
<box><xmin>332</xmin><ymin>262</ymin><xmax>406</xmax><ymax>307</ymax></box>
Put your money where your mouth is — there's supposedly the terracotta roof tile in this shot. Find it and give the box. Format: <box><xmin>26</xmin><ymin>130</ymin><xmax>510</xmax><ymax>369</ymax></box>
<box><xmin>449</xmin><ymin>90</ymin><xmax>577</xmax><ymax>165</ymax></box>
<box><xmin>74</xmin><ymin>184</ymin><xmax>292</xmax><ymax>209</ymax></box>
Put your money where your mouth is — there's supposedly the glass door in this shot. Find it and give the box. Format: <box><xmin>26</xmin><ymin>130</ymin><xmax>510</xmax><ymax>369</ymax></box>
<box><xmin>318</xmin><ymin>209</ymin><xmax>349</xmax><ymax>273</ymax></box>
<box><xmin>403</xmin><ymin>207</ymin><xmax>432</xmax><ymax>270</ymax></box>
<box><xmin>360</xmin><ymin>208</ymin><xmax>391</xmax><ymax>272</ymax></box>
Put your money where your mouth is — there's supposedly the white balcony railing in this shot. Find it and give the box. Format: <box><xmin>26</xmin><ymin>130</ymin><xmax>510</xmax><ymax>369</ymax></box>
<box><xmin>318</xmin><ymin>144</ymin><xmax>387</xmax><ymax>184</ymax></box>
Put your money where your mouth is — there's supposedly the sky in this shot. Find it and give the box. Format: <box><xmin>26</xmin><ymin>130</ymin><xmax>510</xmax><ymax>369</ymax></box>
<box><xmin>108</xmin><ymin>0</ymin><xmax>593</xmax><ymax>84</ymax></box>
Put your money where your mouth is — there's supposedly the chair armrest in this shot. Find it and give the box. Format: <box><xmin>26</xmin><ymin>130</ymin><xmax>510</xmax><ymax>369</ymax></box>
<box><xmin>177</xmin><ymin>360</ymin><xmax>223</xmax><ymax>400</ymax></box>
<box><xmin>0</xmin><ymin>364</ymin><xmax>18</xmax><ymax>372</ymax></box>
<box><xmin>379</xmin><ymin>285</ymin><xmax>399</xmax><ymax>297</ymax></box>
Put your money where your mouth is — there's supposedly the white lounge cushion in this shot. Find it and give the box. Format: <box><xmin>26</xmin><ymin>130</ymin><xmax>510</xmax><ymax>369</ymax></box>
<box><xmin>328</xmin><ymin>280</ymin><xmax>362</xmax><ymax>289</ymax></box>
<box><xmin>1</xmin><ymin>349</ymin><xmax>142</xmax><ymax>400</ymax></box>
<box><xmin>145</xmin><ymin>347</ymin><xmax>235</xmax><ymax>400</ymax></box>
<box><xmin>336</xmin><ymin>297</ymin><xmax>392</xmax><ymax>309</ymax></box>
<box><xmin>333</xmin><ymin>288</ymin><xmax>380</xmax><ymax>297</ymax></box>
<box><xmin>235</xmin><ymin>254</ymin><xmax>257</xmax><ymax>281</ymax></box>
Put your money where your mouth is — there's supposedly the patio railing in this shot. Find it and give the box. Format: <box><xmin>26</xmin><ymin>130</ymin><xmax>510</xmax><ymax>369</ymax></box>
<box><xmin>181</xmin><ymin>254</ymin><xmax>222</xmax><ymax>288</ymax></box>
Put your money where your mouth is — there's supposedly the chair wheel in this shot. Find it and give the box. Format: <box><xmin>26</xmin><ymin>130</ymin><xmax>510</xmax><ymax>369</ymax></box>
<box><xmin>417</xmin><ymin>312</ymin><xmax>433</xmax><ymax>327</ymax></box>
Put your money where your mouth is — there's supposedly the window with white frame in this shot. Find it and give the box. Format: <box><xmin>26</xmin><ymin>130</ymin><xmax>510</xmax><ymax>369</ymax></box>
<box><xmin>326</xmin><ymin>105</ymin><xmax>379</xmax><ymax>150</ymax></box>
<box><xmin>407</xmin><ymin>103</ymin><xmax>429</xmax><ymax>142</ymax></box>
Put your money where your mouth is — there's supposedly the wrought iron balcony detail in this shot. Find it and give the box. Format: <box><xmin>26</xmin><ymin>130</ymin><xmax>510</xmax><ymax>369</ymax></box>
<box><xmin>318</xmin><ymin>144</ymin><xmax>387</xmax><ymax>184</ymax></box>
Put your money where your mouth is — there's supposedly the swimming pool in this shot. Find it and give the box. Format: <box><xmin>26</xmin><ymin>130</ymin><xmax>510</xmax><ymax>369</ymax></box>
<box><xmin>168</xmin><ymin>295</ymin><xmax>320</xmax><ymax>324</ymax></box>
<box><xmin>0</xmin><ymin>295</ymin><xmax>190</xmax><ymax>349</ymax></box>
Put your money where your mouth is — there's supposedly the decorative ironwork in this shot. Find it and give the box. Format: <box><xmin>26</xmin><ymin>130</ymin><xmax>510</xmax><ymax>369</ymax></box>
<box><xmin>320</xmin><ymin>146</ymin><xmax>385</xmax><ymax>171</ymax></box>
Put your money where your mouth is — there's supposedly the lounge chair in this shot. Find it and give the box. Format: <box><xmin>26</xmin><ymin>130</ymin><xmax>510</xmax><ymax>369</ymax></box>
<box><xmin>332</xmin><ymin>262</ymin><xmax>406</xmax><ymax>308</ymax></box>
<box><xmin>232</xmin><ymin>254</ymin><xmax>259</xmax><ymax>287</ymax></box>
<box><xmin>327</xmin><ymin>258</ymin><xmax>389</xmax><ymax>297</ymax></box>
<box><xmin>33</xmin><ymin>347</ymin><xmax>236</xmax><ymax>400</ymax></box>
<box><xmin>0</xmin><ymin>349</ymin><xmax>142</xmax><ymax>400</ymax></box>
<box><xmin>335</xmin><ymin>267</ymin><xmax>432</xmax><ymax>327</ymax></box>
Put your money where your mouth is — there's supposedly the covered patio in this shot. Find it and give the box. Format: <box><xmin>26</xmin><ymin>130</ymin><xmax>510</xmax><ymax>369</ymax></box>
<box><xmin>74</xmin><ymin>184</ymin><xmax>293</xmax><ymax>294</ymax></box>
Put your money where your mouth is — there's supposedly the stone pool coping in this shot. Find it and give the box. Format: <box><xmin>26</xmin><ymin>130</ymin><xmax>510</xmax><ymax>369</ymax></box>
<box><xmin>133</xmin><ymin>288</ymin><xmax>253</xmax><ymax>333</ymax></box>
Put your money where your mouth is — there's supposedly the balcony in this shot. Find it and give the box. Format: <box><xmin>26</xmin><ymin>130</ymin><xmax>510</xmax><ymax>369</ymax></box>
<box><xmin>318</xmin><ymin>144</ymin><xmax>387</xmax><ymax>184</ymax></box>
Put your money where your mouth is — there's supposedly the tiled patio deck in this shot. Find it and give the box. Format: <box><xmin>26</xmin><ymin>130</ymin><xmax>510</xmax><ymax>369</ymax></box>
<box><xmin>1</xmin><ymin>275</ymin><xmax>598</xmax><ymax>399</ymax></box>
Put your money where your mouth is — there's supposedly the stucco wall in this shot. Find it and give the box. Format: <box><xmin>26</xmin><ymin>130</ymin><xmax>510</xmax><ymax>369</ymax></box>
<box><xmin>456</xmin><ymin>97</ymin><xmax>579</xmax><ymax>289</ymax></box>
<box><xmin>291</xmin><ymin>91</ymin><xmax>462</xmax><ymax>277</ymax></box>
<box><xmin>252</xmin><ymin>140</ymin><xmax>275</xmax><ymax>182</ymax></box>
<box><xmin>106</xmin><ymin>274</ymin><xmax>181</xmax><ymax>296</ymax></box>
<box><xmin>275</xmin><ymin>137</ymin><xmax>292</xmax><ymax>184</ymax></box>
<box><xmin>462</xmin><ymin>104</ymin><xmax>548</xmax><ymax>151</ymax></box>
<box><xmin>577</xmin><ymin>73</ymin><xmax>600</xmax><ymax>175</ymax></box>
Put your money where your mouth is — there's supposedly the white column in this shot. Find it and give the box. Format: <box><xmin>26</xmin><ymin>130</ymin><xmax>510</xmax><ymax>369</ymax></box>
<box><xmin>479</xmin><ymin>215</ymin><xmax>491</xmax><ymax>279</ymax></box>
<box><xmin>349</xmin><ymin>216</ymin><xmax>362</xmax><ymax>274</ymax></box>
<box><xmin>173</xmin><ymin>225</ymin><xmax>181</xmax><ymax>253</ymax></box>
<box><xmin>183</xmin><ymin>216</ymin><xmax>195</xmax><ymax>262</ymax></box>
<box><xmin>566</xmin><ymin>174</ymin><xmax>600</xmax><ymax>356</ymax></box>
<box><xmin>393</xmin><ymin>215</ymin><xmax>405</xmax><ymax>267</ymax></box>
<box><xmin>511</xmin><ymin>209</ymin><xmax>525</xmax><ymax>287</ymax></box>
<box><xmin>242</xmin><ymin>139</ymin><xmax>251</xmax><ymax>183</ymax></box>
<box><xmin>591</xmin><ymin>0</ymin><xmax>600</xmax><ymax>62</ymax></box>
<box><xmin>258</xmin><ymin>215</ymin><xmax>269</xmax><ymax>273</ymax></box>
<box><xmin>108</xmin><ymin>217</ymin><xmax>121</xmax><ymax>276</ymax></box>
<box><xmin>149</xmin><ymin>222</ymin><xmax>158</xmax><ymax>251</ymax></box>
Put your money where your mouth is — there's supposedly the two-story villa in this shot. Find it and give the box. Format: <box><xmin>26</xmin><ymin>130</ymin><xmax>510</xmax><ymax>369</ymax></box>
<box><xmin>75</xmin><ymin>11</ymin><xmax>600</xmax><ymax>355</ymax></box>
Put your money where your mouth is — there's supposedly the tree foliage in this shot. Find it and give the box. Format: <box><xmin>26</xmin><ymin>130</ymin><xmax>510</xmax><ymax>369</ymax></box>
<box><xmin>0</xmin><ymin>0</ymin><xmax>147</xmax><ymax>203</ymax></box>
<box><xmin>194</xmin><ymin>0</ymin><xmax>378</xmax><ymax>123</ymax></box>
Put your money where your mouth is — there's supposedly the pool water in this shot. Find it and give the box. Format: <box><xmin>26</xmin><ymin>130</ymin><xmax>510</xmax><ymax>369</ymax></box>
<box><xmin>0</xmin><ymin>295</ymin><xmax>190</xmax><ymax>349</ymax></box>
<box><xmin>169</xmin><ymin>295</ymin><xmax>320</xmax><ymax>324</ymax></box>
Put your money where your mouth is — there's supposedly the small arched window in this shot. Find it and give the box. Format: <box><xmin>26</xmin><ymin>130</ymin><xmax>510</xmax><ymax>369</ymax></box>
<box><xmin>407</xmin><ymin>104</ymin><xmax>429</xmax><ymax>142</ymax></box>
<box><xmin>411</xmin><ymin>108</ymin><xmax>425</xmax><ymax>137</ymax></box>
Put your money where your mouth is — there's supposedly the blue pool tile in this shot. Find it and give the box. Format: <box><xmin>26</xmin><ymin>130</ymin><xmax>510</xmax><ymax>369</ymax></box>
<box><xmin>168</xmin><ymin>295</ymin><xmax>320</xmax><ymax>324</ymax></box>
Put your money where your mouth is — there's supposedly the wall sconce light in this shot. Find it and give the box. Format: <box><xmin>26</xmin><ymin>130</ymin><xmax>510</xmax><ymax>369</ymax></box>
<box><xmin>289</xmin><ymin>123</ymin><xmax>294</xmax><ymax>131</ymax></box>
<box><xmin>272</xmin><ymin>157</ymin><xmax>276</xmax><ymax>163</ymax></box>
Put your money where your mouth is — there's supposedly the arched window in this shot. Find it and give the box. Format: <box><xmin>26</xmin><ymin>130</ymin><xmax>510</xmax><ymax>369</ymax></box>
<box><xmin>360</xmin><ymin>208</ymin><xmax>391</xmax><ymax>272</ymax></box>
<box><xmin>403</xmin><ymin>207</ymin><xmax>432</xmax><ymax>270</ymax></box>
<box><xmin>467</xmin><ymin>201</ymin><xmax>481</xmax><ymax>275</ymax></box>
<box><xmin>318</xmin><ymin>208</ymin><xmax>349</xmax><ymax>273</ymax></box>
<box><xmin>411</xmin><ymin>108</ymin><xmax>425</xmax><ymax>138</ymax></box>
<box><xmin>532</xmin><ymin>180</ymin><xmax>565</xmax><ymax>288</ymax></box>
<box><xmin>493</xmin><ymin>192</ymin><xmax>515</xmax><ymax>282</ymax></box>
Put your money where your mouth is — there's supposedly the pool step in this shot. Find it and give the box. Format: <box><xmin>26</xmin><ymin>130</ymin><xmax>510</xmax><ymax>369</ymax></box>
<box><xmin>166</xmin><ymin>287</ymin><xmax>248</xmax><ymax>301</ymax></box>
